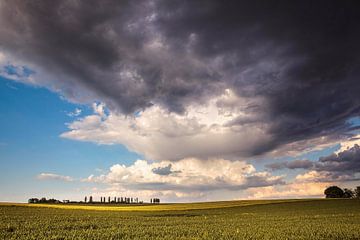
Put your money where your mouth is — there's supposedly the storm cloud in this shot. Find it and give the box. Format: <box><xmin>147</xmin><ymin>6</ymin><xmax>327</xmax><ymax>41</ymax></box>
<box><xmin>269</xmin><ymin>144</ymin><xmax>360</xmax><ymax>182</ymax></box>
<box><xmin>315</xmin><ymin>144</ymin><xmax>360</xmax><ymax>176</ymax></box>
<box><xmin>1</xmin><ymin>0</ymin><xmax>360</xmax><ymax>158</ymax></box>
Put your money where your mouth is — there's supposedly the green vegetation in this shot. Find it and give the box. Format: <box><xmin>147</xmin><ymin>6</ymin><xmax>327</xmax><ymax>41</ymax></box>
<box><xmin>1</xmin><ymin>199</ymin><xmax>360</xmax><ymax>239</ymax></box>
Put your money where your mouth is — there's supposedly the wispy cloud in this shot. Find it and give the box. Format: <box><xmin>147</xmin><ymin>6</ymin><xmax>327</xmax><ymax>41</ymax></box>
<box><xmin>266</xmin><ymin>160</ymin><xmax>314</xmax><ymax>171</ymax></box>
<box><xmin>66</xmin><ymin>108</ymin><xmax>82</xmax><ymax>117</ymax></box>
<box><xmin>36</xmin><ymin>173</ymin><xmax>74</xmax><ymax>182</ymax></box>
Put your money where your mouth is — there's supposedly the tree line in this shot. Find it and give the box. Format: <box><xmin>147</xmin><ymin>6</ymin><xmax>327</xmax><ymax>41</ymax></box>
<box><xmin>28</xmin><ymin>196</ymin><xmax>159</xmax><ymax>204</ymax></box>
<box><xmin>324</xmin><ymin>186</ymin><xmax>360</xmax><ymax>199</ymax></box>
<box><xmin>28</xmin><ymin>197</ymin><xmax>61</xmax><ymax>204</ymax></box>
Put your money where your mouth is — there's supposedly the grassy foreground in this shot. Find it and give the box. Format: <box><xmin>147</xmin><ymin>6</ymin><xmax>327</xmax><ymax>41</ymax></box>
<box><xmin>1</xmin><ymin>199</ymin><xmax>360</xmax><ymax>239</ymax></box>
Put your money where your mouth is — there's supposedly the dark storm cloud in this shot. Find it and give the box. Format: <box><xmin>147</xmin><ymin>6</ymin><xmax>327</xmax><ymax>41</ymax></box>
<box><xmin>315</xmin><ymin>144</ymin><xmax>360</xmax><ymax>175</ymax></box>
<box><xmin>268</xmin><ymin>144</ymin><xmax>360</xmax><ymax>182</ymax></box>
<box><xmin>266</xmin><ymin>160</ymin><xmax>314</xmax><ymax>171</ymax></box>
<box><xmin>1</xmin><ymin>0</ymin><xmax>360</xmax><ymax>157</ymax></box>
<box><xmin>153</xmin><ymin>0</ymin><xmax>360</xmax><ymax>154</ymax></box>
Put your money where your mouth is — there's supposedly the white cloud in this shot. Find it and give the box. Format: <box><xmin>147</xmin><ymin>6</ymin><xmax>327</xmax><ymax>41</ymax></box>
<box><xmin>245</xmin><ymin>182</ymin><xmax>329</xmax><ymax>199</ymax></box>
<box><xmin>60</xmin><ymin>88</ymin><xmax>349</xmax><ymax>162</ymax></box>
<box><xmin>67</xmin><ymin>108</ymin><xmax>82</xmax><ymax>117</ymax></box>
<box><xmin>295</xmin><ymin>171</ymin><xmax>328</xmax><ymax>182</ymax></box>
<box><xmin>41</xmin><ymin>162</ymin><xmax>348</xmax><ymax>202</ymax></box>
<box><xmin>36</xmin><ymin>173</ymin><xmax>74</xmax><ymax>182</ymax></box>
<box><xmin>82</xmin><ymin>158</ymin><xmax>284</xmax><ymax>196</ymax></box>
<box><xmin>336</xmin><ymin>134</ymin><xmax>360</xmax><ymax>153</ymax></box>
<box><xmin>60</xmin><ymin>92</ymin><xmax>281</xmax><ymax>161</ymax></box>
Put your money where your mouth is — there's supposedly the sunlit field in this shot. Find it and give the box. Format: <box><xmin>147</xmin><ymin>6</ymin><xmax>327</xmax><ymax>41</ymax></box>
<box><xmin>1</xmin><ymin>199</ymin><xmax>311</xmax><ymax>211</ymax></box>
<box><xmin>1</xmin><ymin>199</ymin><xmax>360</xmax><ymax>239</ymax></box>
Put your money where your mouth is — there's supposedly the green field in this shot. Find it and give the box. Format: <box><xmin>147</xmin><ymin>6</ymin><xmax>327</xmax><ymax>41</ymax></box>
<box><xmin>1</xmin><ymin>199</ymin><xmax>360</xmax><ymax>239</ymax></box>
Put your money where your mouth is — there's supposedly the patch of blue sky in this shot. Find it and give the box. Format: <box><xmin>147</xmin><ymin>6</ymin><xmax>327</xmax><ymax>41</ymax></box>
<box><xmin>3</xmin><ymin>64</ymin><xmax>35</xmax><ymax>78</ymax></box>
<box><xmin>347</xmin><ymin>116</ymin><xmax>360</xmax><ymax>127</ymax></box>
<box><xmin>0</xmin><ymin>76</ymin><xmax>141</xmax><ymax>201</ymax></box>
<box><xmin>347</xmin><ymin>116</ymin><xmax>360</xmax><ymax>136</ymax></box>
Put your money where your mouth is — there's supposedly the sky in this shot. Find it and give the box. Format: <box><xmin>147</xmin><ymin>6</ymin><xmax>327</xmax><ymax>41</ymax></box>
<box><xmin>0</xmin><ymin>0</ymin><xmax>360</xmax><ymax>203</ymax></box>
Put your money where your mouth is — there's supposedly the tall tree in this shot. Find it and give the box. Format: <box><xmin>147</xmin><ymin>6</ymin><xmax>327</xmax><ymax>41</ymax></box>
<box><xmin>324</xmin><ymin>186</ymin><xmax>344</xmax><ymax>198</ymax></box>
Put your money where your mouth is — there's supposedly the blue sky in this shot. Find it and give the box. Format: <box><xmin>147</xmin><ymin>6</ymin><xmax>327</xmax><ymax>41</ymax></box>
<box><xmin>0</xmin><ymin>76</ymin><xmax>140</xmax><ymax>202</ymax></box>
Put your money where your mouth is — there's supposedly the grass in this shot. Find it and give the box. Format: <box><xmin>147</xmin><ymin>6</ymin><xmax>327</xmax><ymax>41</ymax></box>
<box><xmin>1</xmin><ymin>199</ymin><xmax>360</xmax><ymax>239</ymax></box>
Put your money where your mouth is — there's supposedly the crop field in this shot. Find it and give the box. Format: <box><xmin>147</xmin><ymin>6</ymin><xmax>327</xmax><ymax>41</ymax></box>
<box><xmin>1</xmin><ymin>199</ymin><xmax>360</xmax><ymax>239</ymax></box>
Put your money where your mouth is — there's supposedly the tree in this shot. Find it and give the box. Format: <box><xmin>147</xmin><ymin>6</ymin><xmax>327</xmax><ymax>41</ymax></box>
<box><xmin>28</xmin><ymin>198</ymin><xmax>39</xmax><ymax>203</ymax></box>
<box><xmin>84</xmin><ymin>196</ymin><xmax>87</xmax><ymax>203</ymax></box>
<box><xmin>343</xmin><ymin>188</ymin><xmax>354</xmax><ymax>198</ymax></box>
<box><xmin>355</xmin><ymin>186</ymin><xmax>360</xmax><ymax>199</ymax></box>
<box><xmin>324</xmin><ymin>186</ymin><xmax>344</xmax><ymax>198</ymax></box>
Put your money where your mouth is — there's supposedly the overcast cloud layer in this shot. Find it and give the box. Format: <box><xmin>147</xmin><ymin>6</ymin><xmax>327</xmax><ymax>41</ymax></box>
<box><xmin>1</xmin><ymin>1</ymin><xmax>360</xmax><ymax>160</ymax></box>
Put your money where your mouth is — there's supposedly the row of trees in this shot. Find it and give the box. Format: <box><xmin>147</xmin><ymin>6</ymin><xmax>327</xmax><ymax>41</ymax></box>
<box><xmin>28</xmin><ymin>196</ymin><xmax>155</xmax><ymax>204</ymax></box>
<box><xmin>324</xmin><ymin>186</ymin><xmax>360</xmax><ymax>198</ymax></box>
<box><xmin>150</xmin><ymin>198</ymin><xmax>160</xmax><ymax>204</ymax></box>
<box><xmin>28</xmin><ymin>197</ymin><xmax>61</xmax><ymax>203</ymax></box>
<box><xmin>85</xmin><ymin>196</ymin><xmax>140</xmax><ymax>204</ymax></box>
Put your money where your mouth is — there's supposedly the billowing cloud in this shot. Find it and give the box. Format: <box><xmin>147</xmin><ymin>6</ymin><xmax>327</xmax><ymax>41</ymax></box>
<box><xmin>264</xmin><ymin>144</ymin><xmax>360</xmax><ymax>183</ymax></box>
<box><xmin>316</xmin><ymin>144</ymin><xmax>360</xmax><ymax>173</ymax></box>
<box><xmin>288</xmin><ymin>144</ymin><xmax>360</xmax><ymax>183</ymax></box>
<box><xmin>61</xmin><ymin>94</ymin><xmax>276</xmax><ymax>160</ymax></box>
<box><xmin>36</xmin><ymin>173</ymin><xmax>74</xmax><ymax>182</ymax></box>
<box><xmin>61</xmin><ymin>99</ymin><xmax>347</xmax><ymax>161</ymax></box>
<box><xmin>336</xmin><ymin>134</ymin><xmax>360</xmax><ymax>153</ymax></box>
<box><xmin>83</xmin><ymin>158</ymin><xmax>285</xmax><ymax>193</ymax></box>
<box><xmin>0</xmin><ymin>0</ymin><xmax>359</xmax><ymax>160</ymax></box>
